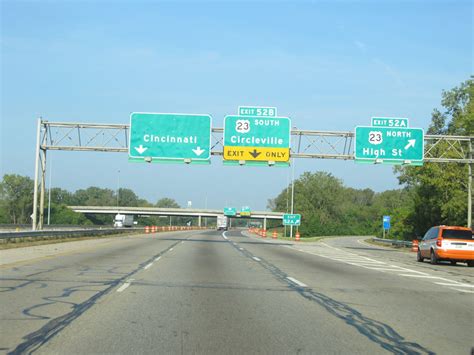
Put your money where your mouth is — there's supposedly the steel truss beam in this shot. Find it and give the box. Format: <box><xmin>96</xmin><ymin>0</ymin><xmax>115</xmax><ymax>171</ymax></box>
<box><xmin>32</xmin><ymin>120</ymin><xmax>473</xmax><ymax>230</ymax></box>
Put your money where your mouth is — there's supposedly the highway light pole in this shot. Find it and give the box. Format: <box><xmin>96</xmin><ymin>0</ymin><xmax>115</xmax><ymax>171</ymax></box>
<box><xmin>116</xmin><ymin>170</ymin><xmax>120</xmax><ymax>207</ymax></box>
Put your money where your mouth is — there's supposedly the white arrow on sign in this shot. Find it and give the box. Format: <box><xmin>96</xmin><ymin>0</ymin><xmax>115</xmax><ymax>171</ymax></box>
<box><xmin>192</xmin><ymin>147</ymin><xmax>205</xmax><ymax>156</ymax></box>
<box><xmin>404</xmin><ymin>139</ymin><xmax>416</xmax><ymax>150</ymax></box>
<box><xmin>134</xmin><ymin>145</ymin><xmax>148</xmax><ymax>154</ymax></box>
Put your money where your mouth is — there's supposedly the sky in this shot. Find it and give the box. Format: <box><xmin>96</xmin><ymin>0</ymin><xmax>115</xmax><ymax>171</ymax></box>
<box><xmin>1</xmin><ymin>0</ymin><xmax>472</xmax><ymax>211</ymax></box>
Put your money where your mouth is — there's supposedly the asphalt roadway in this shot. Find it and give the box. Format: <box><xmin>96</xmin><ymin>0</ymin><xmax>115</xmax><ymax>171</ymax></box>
<box><xmin>0</xmin><ymin>230</ymin><xmax>473</xmax><ymax>354</ymax></box>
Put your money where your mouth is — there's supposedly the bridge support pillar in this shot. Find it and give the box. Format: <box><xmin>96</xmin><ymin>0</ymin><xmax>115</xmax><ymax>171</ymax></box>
<box><xmin>198</xmin><ymin>215</ymin><xmax>202</xmax><ymax>227</ymax></box>
<box><xmin>263</xmin><ymin>217</ymin><xmax>267</xmax><ymax>231</ymax></box>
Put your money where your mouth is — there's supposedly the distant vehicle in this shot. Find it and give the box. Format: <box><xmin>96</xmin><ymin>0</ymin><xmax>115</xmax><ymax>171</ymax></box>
<box><xmin>417</xmin><ymin>226</ymin><xmax>473</xmax><ymax>267</ymax></box>
<box><xmin>217</xmin><ymin>215</ymin><xmax>228</xmax><ymax>231</ymax></box>
<box><xmin>114</xmin><ymin>214</ymin><xmax>134</xmax><ymax>228</ymax></box>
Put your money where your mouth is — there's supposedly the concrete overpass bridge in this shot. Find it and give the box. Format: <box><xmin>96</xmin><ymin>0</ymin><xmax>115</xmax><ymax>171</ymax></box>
<box><xmin>68</xmin><ymin>206</ymin><xmax>285</xmax><ymax>229</ymax></box>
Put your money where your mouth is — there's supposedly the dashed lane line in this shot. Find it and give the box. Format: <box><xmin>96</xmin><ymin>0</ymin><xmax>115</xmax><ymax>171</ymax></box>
<box><xmin>286</xmin><ymin>277</ymin><xmax>307</xmax><ymax>288</ymax></box>
<box><xmin>144</xmin><ymin>262</ymin><xmax>153</xmax><ymax>270</ymax></box>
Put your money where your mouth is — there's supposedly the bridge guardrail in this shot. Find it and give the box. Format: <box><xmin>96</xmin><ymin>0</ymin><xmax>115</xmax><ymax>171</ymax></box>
<box><xmin>372</xmin><ymin>238</ymin><xmax>413</xmax><ymax>248</ymax></box>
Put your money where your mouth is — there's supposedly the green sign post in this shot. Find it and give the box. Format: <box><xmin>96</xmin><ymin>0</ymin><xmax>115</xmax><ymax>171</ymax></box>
<box><xmin>283</xmin><ymin>214</ymin><xmax>301</xmax><ymax>226</ymax></box>
<box><xmin>354</xmin><ymin>126</ymin><xmax>424</xmax><ymax>165</ymax></box>
<box><xmin>223</xmin><ymin>115</ymin><xmax>291</xmax><ymax>163</ymax></box>
<box><xmin>129</xmin><ymin>113</ymin><xmax>212</xmax><ymax>163</ymax></box>
<box><xmin>224</xmin><ymin>207</ymin><xmax>237</xmax><ymax>216</ymax></box>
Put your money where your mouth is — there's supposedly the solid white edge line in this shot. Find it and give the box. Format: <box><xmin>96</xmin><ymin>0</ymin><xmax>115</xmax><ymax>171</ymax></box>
<box><xmin>252</xmin><ymin>257</ymin><xmax>261</xmax><ymax>262</ymax></box>
<box><xmin>117</xmin><ymin>282</ymin><xmax>131</xmax><ymax>293</ymax></box>
<box><xmin>287</xmin><ymin>277</ymin><xmax>308</xmax><ymax>287</ymax></box>
<box><xmin>155</xmin><ymin>256</ymin><xmax>161</xmax><ymax>261</ymax></box>
<box><xmin>169</xmin><ymin>248</ymin><xmax>173</xmax><ymax>251</ymax></box>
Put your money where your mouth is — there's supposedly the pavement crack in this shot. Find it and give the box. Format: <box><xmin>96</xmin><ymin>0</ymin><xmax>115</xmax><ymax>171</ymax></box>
<box><xmin>7</xmin><ymin>240</ymin><xmax>182</xmax><ymax>355</ymax></box>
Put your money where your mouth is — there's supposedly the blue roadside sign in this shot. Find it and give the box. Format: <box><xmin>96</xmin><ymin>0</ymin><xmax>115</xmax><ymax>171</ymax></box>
<box><xmin>383</xmin><ymin>216</ymin><xmax>391</xmax><ymax>230</ymax></box>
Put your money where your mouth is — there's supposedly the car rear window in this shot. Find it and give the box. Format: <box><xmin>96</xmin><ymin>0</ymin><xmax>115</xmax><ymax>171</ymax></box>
<box><xmin>442</xmin><ymin>229</ymin><xmax>473</xmax><ymax>240</ymax></box>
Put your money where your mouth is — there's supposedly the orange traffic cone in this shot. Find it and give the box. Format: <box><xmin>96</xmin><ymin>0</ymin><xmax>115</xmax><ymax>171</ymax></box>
<box><xmin>295</xmin><ymin>231</ymin><xmax>300</xmax><ymax>241</ymax></box>
<box><xmin>272</xmin><ymin>231</ymin><xmax>277</xmax><ymax>239</ymax></box>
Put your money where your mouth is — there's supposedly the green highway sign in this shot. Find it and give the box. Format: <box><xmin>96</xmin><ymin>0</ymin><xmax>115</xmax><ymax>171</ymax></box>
<box><xmin>240</xmin><ymin>206</ymin><xmax>251</xmax><ymax>217</ymax></box>
<box><xmin>238</xmin><ymin>106</ymin><xmax>277</xmax><ymax>117</ymax></box>
<box><xmin>129</xmin><ymin>113</ymin><xmax>212</xmax><ymax>163</ymax></box>
<box><xmin>223</xmin><ymin>115</ymin><xmax>291</xmax><ymax>162</ymax></box>
<box><xmin>283</xmin><ymin>214</ymin><xmax>301</xmax><ymax>226</ymax></box>
<box><xmin>371</xmin><ymin>117</ymin><xmax>409</xmax><ymax>128</ymax></box>
<box><xmin>355</xmin><ymin>126</ymin><xmax>424</xmax><ymax>164</ymax></box>
<box><xmin>224</xmin><ymin>207</ymin><xmax>237</xmax><ymax>216</ymax></box>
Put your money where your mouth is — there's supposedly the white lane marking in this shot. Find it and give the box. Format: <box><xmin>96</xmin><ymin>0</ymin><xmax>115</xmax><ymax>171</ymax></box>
<box><xmin>252</xmin><ymin>257</ymin><xmax>261</xmax><ymax>262</ymax></box>
<box><xmin>398</xmin><ymin>274</ymin><xmax>442</xmax><ymax>279</ymax></box>
<box><xmin>435</xmin><ymin>282</ymin><xmax>474</xmax><ymax>288</ymax></box>
<box><xmin>239</xmin><ymin>248</ymin><xmax>244</xmax><ymax>251</ymax></box>
<box><xmin>169</xmin><ymin>248</ymin><xmax>174</xmax><ymax>251</ymax></box>
<box><xmin>449</xmin><ymin>288</ymin><xmax>474</xmax><ymax>293</ymax></box>
<box><xmin>285</xmin><ymin>241</ymin><xmax>473</xmax><ymax>293</ymax></box>
<box><xmin>155</xmin><ymin>256</ymin><xmax>161</xmax><ymax>261</ymax></box>
<box><xmin>144</xmin><ymin>262</ymin><xmax>153</xmax><ymax>270</ymax></box>
<box><xmin>181</xmin><ymin>241</ymin><xmax>184</xmax><ymax>244</ymax></box>
<box><xmin>287</xmin><ymin>277</ymin><xmax>308</xmax><ymax>287</ymax></box>
<box><xmin>117</xmin><ymin>282</ymin><xmax>132</xmax><ymax>293</ymax></box>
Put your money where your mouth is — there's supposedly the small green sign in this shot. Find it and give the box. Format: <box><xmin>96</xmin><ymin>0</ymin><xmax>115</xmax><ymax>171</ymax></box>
<box><xmin>354</xmin><ymin>126</ymin><xmax>424</xmax><ymax>165</ymax></box>
<box><xmin>238</xmin><ymin>106</ymin><xmax>277</xmax><ymax>117</ymax></box>
<box><xmin>224</xmin><ymin>207</ymin><xmax>237</xmax><ymax>216</ymax></box>
<box><xmin>129</xmin><ymin>112</ymin><xmax>212</xmax><ymax>163</ymax></box>
<box><xmin>283</xmin><ymin>214</ymin><xmax>301</xmax><ymax>226</ymax></box>
<box><xmin>371</xmin><ymin>117</ymin><xmax>409</xmax><ymax>128</ymax></box>
<box><xmin>240</xmin><ymin>206</ymin><xmax>251</xmax><ymax>217</ymax></box>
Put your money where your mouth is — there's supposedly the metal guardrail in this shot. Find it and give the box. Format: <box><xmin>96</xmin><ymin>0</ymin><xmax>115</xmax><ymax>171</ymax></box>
<box><xmin>0</xmin><ymin>228</ymin><xmax>140</xmax><ymax>240</ymax></box>
<box><xmin>372</xmin><ymin>238</ymin><xmax>413</xmax><ymax>247</ymax></box>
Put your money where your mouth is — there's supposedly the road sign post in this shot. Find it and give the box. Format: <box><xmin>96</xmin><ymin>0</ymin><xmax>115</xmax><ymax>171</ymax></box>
<box><xmin>223</xmin><ymin>114</ymin><xmax>291</xmax><ymax>164</ymax></box>
<box><xmin>129</xmin><ymin>113</ymin><xmax>212</xmax><ymax>164</ymax></box>
<box><xmin>355</xmin><ymin>126</ymin><xmax>424</xmax><ymax>165</ymax></box>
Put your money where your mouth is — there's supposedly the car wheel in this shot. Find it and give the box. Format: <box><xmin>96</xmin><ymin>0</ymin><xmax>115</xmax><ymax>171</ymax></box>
<box><xmin>430</xmin><ymin>250</ymin><xmax>438</xmax><ymax>265</ymax></box>
<box><xmin>417</xmin><ymin>249</ymin><xmax>424</xmax><ymax>262</ymax></box>
<box><xmin>450</xmin><ymin>261</ymin><xmax>457</xmax><ymax>266</ymax></box>
<box><xmin>467</xmin><ymin>261</ymin><xmax>474</xmax><ymax>267</ymax></box>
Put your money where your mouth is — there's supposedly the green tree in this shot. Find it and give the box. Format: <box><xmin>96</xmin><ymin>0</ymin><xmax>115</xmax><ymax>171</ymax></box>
<box><xmin>0</xmin><ymin>174</ymin><xmax>34</xmax><ymax>224</ymax></box>
<box><xmin>155</xmin><ymin>198</ymin><xmax>180</xmax><ymax>208</ymax></box>
<box><xmin>394</xmin><ymin>78</ymin><xmax>473</xmax><ymax>234</ymax></box>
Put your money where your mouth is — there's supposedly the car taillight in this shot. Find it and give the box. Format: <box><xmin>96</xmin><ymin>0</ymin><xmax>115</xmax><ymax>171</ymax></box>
<box><xmin>436</xmin><ymin>238</ymin><xmax>442</xmax><ymax>247</ymax></box>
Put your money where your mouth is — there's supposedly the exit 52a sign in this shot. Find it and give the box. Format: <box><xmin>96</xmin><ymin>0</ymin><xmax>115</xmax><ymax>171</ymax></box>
<box><xmin>354</xmin><ymin>126</ymin><xmax>424</xmax><ymax>165</ymax></box>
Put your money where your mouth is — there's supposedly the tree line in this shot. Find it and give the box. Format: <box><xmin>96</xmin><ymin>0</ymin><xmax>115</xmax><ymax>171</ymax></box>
<box><xmin>269</xmin><ymin>78</ymin><xmax>473</xmax><ymax>239</ymax></box>
<box><xmin>0</xmin><ymin>178</ymin><xmax>181</xmax><ymax>226</ymax></box>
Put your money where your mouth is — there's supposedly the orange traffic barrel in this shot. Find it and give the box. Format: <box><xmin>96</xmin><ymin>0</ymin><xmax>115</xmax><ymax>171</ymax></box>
<box><xmin>145</xmin><ymin>226</ymin><xmax>150</xmax><ymax>234</ymax></box>
<box><xmin>295</xmin><ymin>231</ymin><xmax>300</xmax><ymax>241</ymax></box>
<box><xmin>412</xmin><ymin>240</ymin><xmax>419</xmax><ymax>252</ymax></box>
<box><xmin>262</xmin><ymin>229</ymin><xmax>267</xmax><ymax>238</ymax></box>
<box><xmin>272</xmin><ymin>230</ymin><xmax>277</xmax><ymax>239</ymax></box>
